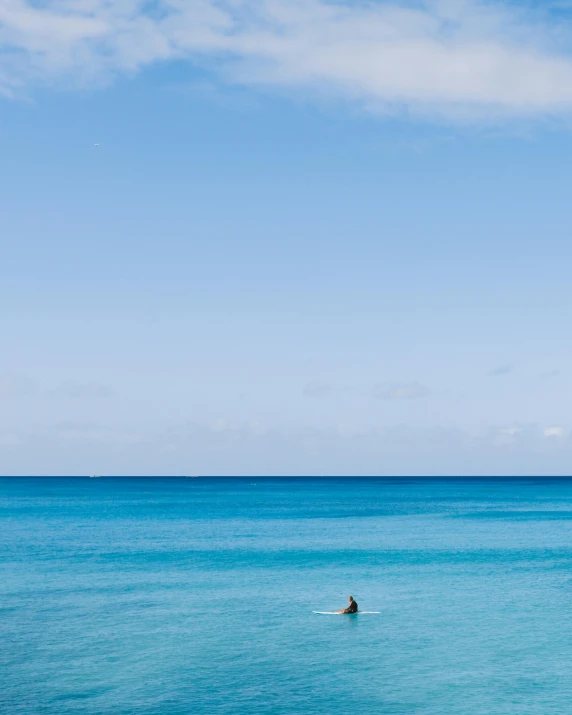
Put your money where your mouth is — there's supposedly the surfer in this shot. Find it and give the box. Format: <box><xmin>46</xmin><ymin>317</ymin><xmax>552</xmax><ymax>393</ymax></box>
<box><xmin>338</xmin><ymin>595</ymin><xmax>358</xmax><ymax>614</ymax></box>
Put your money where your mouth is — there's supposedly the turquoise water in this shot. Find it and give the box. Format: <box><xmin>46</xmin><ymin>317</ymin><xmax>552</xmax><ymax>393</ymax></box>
<box><xmin>2</xmin><ymin>478</ymin><xmax>572</xmax><ymax>714</ymax></box>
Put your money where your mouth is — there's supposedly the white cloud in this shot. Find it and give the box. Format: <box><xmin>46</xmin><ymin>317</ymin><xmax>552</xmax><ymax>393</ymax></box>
<box><xmin>499</xmin><ymin>427</ymin><xmax>521</xmax><ymax>436</ymax></box>
<box><xmin>492</xmin><ymin>424</ymin><xmax>571</xmax><ymax>445</ymax></box>
<box><xmin>3</xmin><ymin>1</ymin><xmax>572</xmax><ymax>119</ymax></box>
<box><xmin>494</xmin><ymin>424</ymin><xmax>526</xmax><ymax>445</ymax></box>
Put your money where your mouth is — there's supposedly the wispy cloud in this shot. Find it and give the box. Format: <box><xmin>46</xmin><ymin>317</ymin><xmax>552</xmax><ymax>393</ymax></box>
<box><xmin>303</xmin><ymin>381</ymin><xmax>331</xmax><ymax>397</ymax></box>
<box><xmin>375</xmin><ymin>381</ymin><xmax>429</xmax><ymax>400</ymax></box>
<box><xmin>489</xmin><ymin>364</ymin><xmax>513</xmax><ymax>376</ymax></box>
<box><xmin>3</xmin><ymin>1</ymin><xmax>572</xmax><ymax>120</ymax></box>
<box><xmin>0</xmin><ymin>375</ymin><xmax>36</xmax><ymax>398</ymax></box>
<box><xmin>494</xmin><ymin>424</ymin><xmax>526</xmax><ymax>444</ymax></box>
<box><xmin>1</xmin><ymin>419</ymin><xmax>570</xmax><ymax>476</ymax></box>
<box><xmin>48</xmin><ymin>381</ymin><xmax>114</xmax><ymax>399</ymax></box>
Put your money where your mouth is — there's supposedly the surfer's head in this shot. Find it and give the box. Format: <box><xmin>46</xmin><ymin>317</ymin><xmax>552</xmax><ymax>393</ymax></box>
<box><xmin>348</xmin><ymin>596</ymin><xmax>354</xmax><ymax>602</ymax></box>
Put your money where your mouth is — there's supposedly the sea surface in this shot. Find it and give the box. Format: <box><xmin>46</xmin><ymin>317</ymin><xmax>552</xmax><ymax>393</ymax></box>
<box><xmin>2</xmin><ymin>477</ymin><xmax>572</xmax><ymax>714</ymax></box>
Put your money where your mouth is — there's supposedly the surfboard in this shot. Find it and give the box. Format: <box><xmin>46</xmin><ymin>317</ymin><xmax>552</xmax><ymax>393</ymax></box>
<box><xmin>312</xmin><ymin>611</ymin><xmax>380</xmax><ymax>615</ymax></box>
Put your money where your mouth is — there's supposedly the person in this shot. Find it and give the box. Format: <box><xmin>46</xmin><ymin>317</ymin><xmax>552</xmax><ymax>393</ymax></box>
<box><xmin>338</xmin><ymin>595</ymin><xmax>358</xmax><ymax>614</ymax></box>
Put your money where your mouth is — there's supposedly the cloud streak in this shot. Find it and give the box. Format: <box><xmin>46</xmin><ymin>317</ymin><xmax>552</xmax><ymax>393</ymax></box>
<box><xmin>375</xmin><ymin>381</ymin><xmax>429</xmax><ymax>400</ymax></box>
<box><xmin>489</xmin><ymin>364</ymin><xmax>513</xmax><ymax>376</ymax></box>
<box><xmin>3</xmin><ymin>0</ymin><xmax>572</xmax><ymax>119</ymax></box>
<box><xmin>48</xmin><ymin>381</ymin><xmax>114</xmax><ymax>399</ymax></box>
<box><xmin>0</xmin><ymin>375</ymin><xmax>36</xmax><ymax>398</ymax></box>
<box><xmin>303</xmin><ymin>381</ymin><xmax>331</xmax><ymax>397</ymax></box>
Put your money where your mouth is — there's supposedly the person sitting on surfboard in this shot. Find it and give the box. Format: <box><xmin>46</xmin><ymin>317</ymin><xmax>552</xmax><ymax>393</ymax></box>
<box><xmin>338</xmin><ymin>596</ymin><xmax>358</xmax><ymax>614</ymax></box>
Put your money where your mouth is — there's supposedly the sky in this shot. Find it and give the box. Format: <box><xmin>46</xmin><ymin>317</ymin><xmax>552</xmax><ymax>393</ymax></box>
<box><xmin>1</xmin><ymin>0</ymin><xmax>572</xmax><ymax>475</ymax></box>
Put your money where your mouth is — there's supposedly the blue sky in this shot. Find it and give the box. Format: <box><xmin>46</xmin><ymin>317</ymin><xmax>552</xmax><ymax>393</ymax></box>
<box><xmin>1</xmin><ymin>0</ymin><xmax>572</xmax><ymax>475</ymax></box>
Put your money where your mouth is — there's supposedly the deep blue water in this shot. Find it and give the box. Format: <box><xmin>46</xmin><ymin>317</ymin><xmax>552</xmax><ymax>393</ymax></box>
<box><xmin>2</xmin><ymin>477</ymin><xmax>572</xmax><ymax>714</ymax></box>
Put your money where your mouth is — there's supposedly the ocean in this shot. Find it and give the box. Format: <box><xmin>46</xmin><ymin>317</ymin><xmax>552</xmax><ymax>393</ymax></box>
<box><xmin>2</xmin><ymin>477</ymin><xmax>572</xmax><ymax>714</ymax></box>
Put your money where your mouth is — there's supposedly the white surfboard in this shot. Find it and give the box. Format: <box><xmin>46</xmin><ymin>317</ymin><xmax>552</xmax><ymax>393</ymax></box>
<box><xmin>312</xmin><ymin>611</ymin><xmax>380</xmax><ymax>615</ymax></box>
